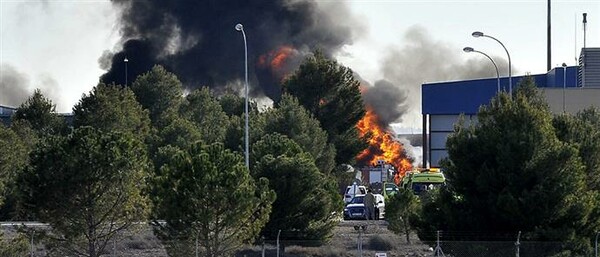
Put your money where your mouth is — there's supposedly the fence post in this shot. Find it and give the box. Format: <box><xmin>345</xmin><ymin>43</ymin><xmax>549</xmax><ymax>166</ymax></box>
<box><xmin>30</xmin><ymin>231</ymin><xmax>34</xmax><ymax>257</ymax></box>
<box><xmin>515</xmin><ymin>231</ymin><xmax>521</xmax><ymax>257</ymax></box>
<box><xmin>433</xmin><ymin>230</ymin><xmax>445</xmax><ymax>257</ymax></box>
<box><xmin>261</xmin><ymin>236</ymin><xmax>265</xmax><ymax>257</ymax></box>
<box><xmin>277</xmin><ymin>230</ymin><xmax>281</xmax><ymax>257</ymax></box>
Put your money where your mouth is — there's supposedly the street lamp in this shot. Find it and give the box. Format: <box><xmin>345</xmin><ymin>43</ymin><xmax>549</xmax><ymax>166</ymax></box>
<box><xmin>562</xmin><ymin>63</ymin><xmax>567</xmax><ymax>113</ymax></box>
<box><xmin>472</xmin><ymin>31</ymin><xmax>512</xmax><ymax>94</ymax></box>
<box><xmin>235</xmin><ymin>23</ymin><xmax>250</xmax><ymax>169</ymax></box>
<box><xmin>124</xmin><ymin>57</ymin><xmax>129</xmax><ymax>86</ymax></box>
<box><xmin>463</xmin><ymin>47</ymin><xmax>500</xmax><ymax>93</ymax></box>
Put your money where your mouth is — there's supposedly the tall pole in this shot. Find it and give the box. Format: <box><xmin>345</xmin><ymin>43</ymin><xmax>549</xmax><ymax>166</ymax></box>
<box><xmin>236</xmin><ymin>23</ymin><xmax>250</xmax><ymax>169</ymax></box>
<box><xmin>562</xmin><ymin>63</ymin><xmax>567</xmax><ymax>113</ymax></box>
<box><xmin>124</xmin><ymin>58</ymin><xmax>129</xmax><ymax>86</ymax></box>
<box><xmin>463</xmin><ymin>47</ymin><xmax>500</xmax><ymax>93</ymax></box>
<box><xmin>547</xmin><ymin>0</ymin><xmax>551</xmax><ymax>71</ymax></box>
<box><xmin>472</xmin><ymin>32</ymin><xmax>512</xmax><ymax>94</ymax></box>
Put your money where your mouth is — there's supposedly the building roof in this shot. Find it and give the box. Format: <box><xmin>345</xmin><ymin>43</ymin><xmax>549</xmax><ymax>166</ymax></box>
<box><xmin>422</xmin><ymin>66</ymin><xmax>577</xmax><ymax>115</ymax></box>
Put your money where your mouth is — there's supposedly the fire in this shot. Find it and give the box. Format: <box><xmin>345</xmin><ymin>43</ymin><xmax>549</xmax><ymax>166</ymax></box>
<box><xmin>357</xmin><ymin>107</ymin><xmax>413</xmax><ymax>184</ymax></box>
<box><xmin>271</xmin><ymin>46</ymin><xmax>294</xmax><ymax>70</ymax></box>
<box><xmin>258</xmin><ymin>45</ymin><xmax>298</xmax><ymax>74</ymax></box>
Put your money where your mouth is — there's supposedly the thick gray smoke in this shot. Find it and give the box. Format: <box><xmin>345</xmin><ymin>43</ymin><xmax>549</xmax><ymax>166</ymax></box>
<box><xmin>377</xmin><ymin>25</ymin><xmax>511</xmax><ymax>128</ymax></box>
<box><xmin>1</xmin><ymin>64</ymin><xmax>64</xmax><ymax>110</ymax></box>
<box><xmin>1</xmin><ymin>64</ymin><xmax>31</xmax><ymax>107</ymax></box>
<box><xmin>361</xmin><ymin>79</ymin><xmax>409</xmax><ymax>126</ymax></box>
<box><xmin>102</xmin><ymin>0</ymin><xmax>362</xmax><ymax>101</ymax></box>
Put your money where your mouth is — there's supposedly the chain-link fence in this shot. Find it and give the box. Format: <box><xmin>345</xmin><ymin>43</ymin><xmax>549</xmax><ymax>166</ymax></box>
<box><xmin>0</xmin><ymin>222</ymin><xmax>595</xmax><ymax>257</ymax></box>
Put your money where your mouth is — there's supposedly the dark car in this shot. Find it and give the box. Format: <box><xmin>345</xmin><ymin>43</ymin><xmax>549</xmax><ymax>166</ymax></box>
<box><xmin>343</xmin><ymin>194</ymin><xmax>385</xmax><ymax>220</ymax></box>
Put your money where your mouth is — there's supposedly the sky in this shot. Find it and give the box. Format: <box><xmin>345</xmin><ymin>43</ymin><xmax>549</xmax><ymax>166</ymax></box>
<box><xmin>1</xmin><ymin>0</ymin><xmax>599</xmax><ymax>130</ymax></box>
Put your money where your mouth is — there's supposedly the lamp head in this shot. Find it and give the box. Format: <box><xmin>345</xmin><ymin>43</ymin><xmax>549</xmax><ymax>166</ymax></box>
<box><xmin>562</xmin><ymin>63</ymin><xmax>567</xmax><ymax>68</ymax></box>
<box><xmin>463</xmin><ymin>47</ymin><xmax>474</xmax><ymax>53</ymax></box>
<box><xmin>235</xmin><ymin>23</ymin><xmax>243</xmax><ymax>31</ymax></box>
<box><xmin>472</xmin><ymin>31</ymin><xmax>484</xmax><ymax>38</ymax></box>
<box><xmin>124</xmin><ymin>58</ymin><xmax>128</xmax><ymax>63</ymax></box>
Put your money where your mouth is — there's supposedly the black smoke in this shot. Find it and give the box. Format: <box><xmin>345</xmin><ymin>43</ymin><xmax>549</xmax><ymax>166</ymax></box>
<box><xmin>101</xmin><ymin>0</ymin><xmax>359</xmax><ymax>100</ymax></box>
<box><xmin>361</xmin><ymin>79</ymin><xmax>409</xmax><ymax>127</ymax></box>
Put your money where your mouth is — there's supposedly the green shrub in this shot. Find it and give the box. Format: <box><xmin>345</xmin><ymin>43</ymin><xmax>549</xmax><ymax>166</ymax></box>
<box><xmin>367</xmin><ymin>234</ymin><xmax>395</xmax><ymax>251</ymax></box>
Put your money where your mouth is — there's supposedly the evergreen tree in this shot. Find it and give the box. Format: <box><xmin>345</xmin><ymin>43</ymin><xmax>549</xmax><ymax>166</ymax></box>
<box><xmin>261</xmin><ymin>94</ymin><xmax>336</xmax><ymax>173</ymax></box>
<box><xmin>180</xmin><ymin>87</ymin><xmax>229</xmax><ymax>144</ymax></box>
<box><xmin>416</xmin><ymin>77</ymin><xmax>596</xmax><ymax>255</ymax></box>
<box><xmin>131</xmin><ymin>65</ymin><xmax>184</xmax><ymax>127</ymax></box>
<box><xmin>19</xmin><ymin>127</ymin><xmax>150</xmax><ymax>257</ymax></box>
<box><xmin>252</xmin><ymin>133</ymin><xmax>342</xmax><ymax>245</ymax></box>
<box><xmin>153</xmin><ymin>142</ymin><xmax>274</xmax><ymax>257</ymax></box>
<box><xmin>12</xmin><ymin>89</ymin><xmax>65</xmax><ymax>136</ymax></box>
<box><xmin>553</xmin><ymin>108</ymin><xmax>600</xmax><ymax>190</ymax></box>
<box><xmin>73</xmin><ymin>83</ymin><xmax>151</xmax><ymax>141</ymax></box>
<box><xmin>282</xmin><ymin>52</ymin><xmax>366</xmax><ymax>165</ymax></box>
<box><xmin>0</xmin><ymin>125</ymin><xmax>27</xmax><ymax>208</ymax></box>
<box><xmin>386</xmin><ymin>189</ymin><xmax>420</xmax><ymax>243</ymax></box>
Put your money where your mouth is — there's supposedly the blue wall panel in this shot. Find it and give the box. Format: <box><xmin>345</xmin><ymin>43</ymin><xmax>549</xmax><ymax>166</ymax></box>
<box><xmin>422</xmin><ymin>68</ymin><xmax>578</xmax><ymax>115</ymax></box>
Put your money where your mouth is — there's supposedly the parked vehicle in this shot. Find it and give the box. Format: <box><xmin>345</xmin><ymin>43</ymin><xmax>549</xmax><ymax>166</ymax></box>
<box><xmin>343</xmin><ymin>194</ymin><xmax>385</xmax><ymax>220</ymax></box>
<box><xmin>383</xmin><ymin>182</ymin><xmax>399</xmax><ymax>198</ymax></box>
<box><xmin>370</xmin><ymin>182</ymin><xmax>399</xmax><ymax>199</ymax></box>
<box><xmin>344</xmin><ymin>183</ymin><xmax>367</xmax><ymax>203</ymax></box>
<box><xmin>400</xmin><ymin>168</ymin><xmax>445</xmax><ymax>195</ymax></box>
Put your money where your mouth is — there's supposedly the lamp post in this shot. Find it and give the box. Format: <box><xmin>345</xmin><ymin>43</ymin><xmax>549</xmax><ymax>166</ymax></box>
<box><xmin>562</xmin><ymin>63</ymin><xmax>567</xmax><ymax>113</ymax></box>
<box><xmin>463</xmin><ymin>47</ymin><xmax>500</xmax><ymax>93</ymax></box>
<box><xmin>124</xmin><ymin>57</ymin><xmax>129</xmax><ymax>86</ymax></box>
<box><xmin>472</xmin><ymin>31</ymin><xmax>512</xmax><ymax>94</ymax></box>
<box><xmin>235</xmin><ymin>23</ymin><xmax>250</xmax><ymax>169</ymax></box>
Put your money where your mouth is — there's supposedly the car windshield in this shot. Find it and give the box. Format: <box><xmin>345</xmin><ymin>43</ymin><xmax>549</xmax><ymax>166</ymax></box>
<box><xmin>349</xmin><ymin>196</ymin><xmax>364</xmax><ymax>204</ymax></box>
<box><xmin>412</xmin><ymin>183</ymin><xmax>442</xmax><ymax>194</ymax></box>
<box><xmin>385</xmin><ymin>185</ymin><xmax>398</xmax><ymax>195</ymax></box>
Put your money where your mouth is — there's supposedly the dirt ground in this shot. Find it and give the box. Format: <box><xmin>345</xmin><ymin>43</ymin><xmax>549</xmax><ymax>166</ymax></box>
<box><xmin>3</xmin><ymin>220</ymin><xmax>434</xmax><ymax>257</ymax></box>
<box><xmin>323</xmin><ymin>220</ymin><xmax>433</xmax><ymax>257</ymax></box>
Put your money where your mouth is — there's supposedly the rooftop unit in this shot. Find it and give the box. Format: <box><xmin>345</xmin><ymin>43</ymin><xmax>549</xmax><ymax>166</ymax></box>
<box><xmin>579</xmin><ymin>48</ymin><xmax>600</xmax><ymax>87</ymax></box>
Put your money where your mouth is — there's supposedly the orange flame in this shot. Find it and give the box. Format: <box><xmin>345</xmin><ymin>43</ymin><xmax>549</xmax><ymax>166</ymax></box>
<box><xmin>357</xmin><ymin>107</ymin><xmax>413</xmax><ymax>184</ymax></box>
<box><xmin>271</xmin><ymin>46</ymin><xmax>294</xmax><ymax>70</ymax></box>
<box><xmin>258</xmin><ymin>45</ymin><xmax>296</xmax><ymax>78</ymax></box>
<box><xmin>257</xmin><ymin>46</ymin><xmax>298</xmax><ymax>83</ymax></box>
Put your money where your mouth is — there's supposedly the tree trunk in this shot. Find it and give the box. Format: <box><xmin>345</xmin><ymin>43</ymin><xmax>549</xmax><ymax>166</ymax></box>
<box><xmin>88</xmin><ymin>228</ymin><xmax>96</xmax><ymax>257</ymax></box>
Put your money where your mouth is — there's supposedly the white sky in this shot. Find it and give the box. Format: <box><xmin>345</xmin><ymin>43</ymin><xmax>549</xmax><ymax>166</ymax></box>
<box><xmin>339</xmin><ymin>0</ymin><xmax>599</xmax><ymax>81</ymax></box>
<box><xmin>1</xmin><ymin>0</ymin><xmax>599</xmax><ymax>129</ymax></box>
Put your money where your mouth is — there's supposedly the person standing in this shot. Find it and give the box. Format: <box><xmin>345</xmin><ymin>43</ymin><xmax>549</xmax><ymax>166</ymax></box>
<box><xmin>364</xmin><ymin>189</ymin><xmax>375</xmax><ymax>220</ymax></box>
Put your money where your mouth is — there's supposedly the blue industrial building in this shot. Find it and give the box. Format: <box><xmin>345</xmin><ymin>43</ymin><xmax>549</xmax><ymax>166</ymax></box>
<box><xmin>422</xmin><ymin>48</ymin><xmax>600</xmax><ymax>167</ymax></box>
<box><xmin>0</xmin><ymin>105</ymin><xmax>17</xmax><ymax>127</ymax></box>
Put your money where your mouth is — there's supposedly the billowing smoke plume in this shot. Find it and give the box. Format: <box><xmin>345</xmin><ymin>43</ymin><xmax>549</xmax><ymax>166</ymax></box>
<box><xmin>101</xmin><ymin>0</ymin><xmax>361</xmax><ymax>100</ymax></box>
<box><xmin>372</xmin><ymin>25</ymin><xmax>511</xmax><ymax>128</ymax></box>
<box><xmin>361</xmin><ymin>79</ymin><xmax>409</xmax><ymax>126</ymax></box>
<box><xmin>1</xmin><ymin>64</ymin><xmax>31</xmax><ymax>107</ymax></box>
<box><xmin>1</xmin><ymin>64</ymin><xmax>64</xmax><ymax>110</ymax></box>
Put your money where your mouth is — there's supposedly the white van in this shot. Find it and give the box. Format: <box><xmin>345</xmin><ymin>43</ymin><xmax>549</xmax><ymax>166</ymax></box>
<box><xmin>344</xmin><ymin>183</ymin><xmax>367</xmax><ymax>203</ymax></box>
